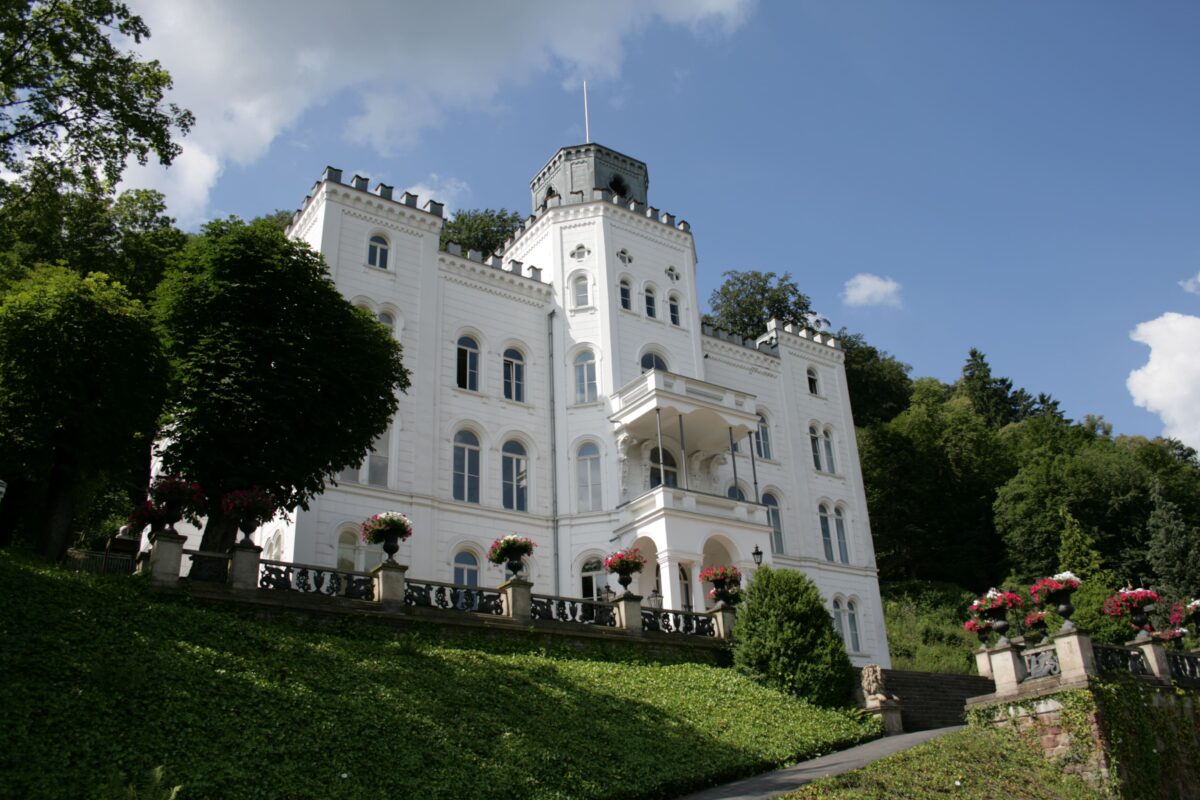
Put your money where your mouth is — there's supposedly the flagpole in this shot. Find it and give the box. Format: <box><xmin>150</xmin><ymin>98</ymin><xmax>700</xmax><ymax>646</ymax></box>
<box><xmin>583</xmin><ymin>80</ymin><xmax>590</xmax><ymax>143</ymax></box>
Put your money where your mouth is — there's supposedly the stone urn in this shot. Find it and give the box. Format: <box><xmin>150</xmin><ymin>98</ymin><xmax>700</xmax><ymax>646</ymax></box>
<box><xmin>983</xmin><ymin>606</ymin><xmax>1011</xmax><ymax>644</ymax></box>
<box><xmin>1045</xmin><ymin>586</ymin><xmax>1078</xmax><ymax>631</ymax></box>
<box><xmin>506</xmin><ymin>557</ymin><xmax>524</xmax><ymax>580</ymax></box>
<box><xmin>616</xmin><ymin>570</ymin><xmax>634</xmax><ymax>592</ymax></box>
<box><xmin>381</xmin><ymin>531</ymin><xmax>401</xmax><ymax>564</ymax></box>
<box><xmin>238</xmin><ymin>518</ymin><xmax>257</xmax><ymax>544</ymax></box>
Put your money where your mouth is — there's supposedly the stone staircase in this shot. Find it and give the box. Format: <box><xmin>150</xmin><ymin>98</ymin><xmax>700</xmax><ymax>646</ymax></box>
<box><xmin>857</xmin><ymin>668</ymin><xmax>994</xmax><ymax>731</ymax></box>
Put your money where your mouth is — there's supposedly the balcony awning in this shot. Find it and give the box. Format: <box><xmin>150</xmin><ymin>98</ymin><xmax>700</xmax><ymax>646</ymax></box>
<box><xmin>609</xmin><ymin>370</ymin><xmax>759</xmax><ymax>452</ymax></box>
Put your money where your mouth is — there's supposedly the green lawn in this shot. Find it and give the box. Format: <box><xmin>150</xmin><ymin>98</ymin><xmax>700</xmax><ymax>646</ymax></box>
<box><xmin>781</xmin><ymin>727</ymin><xmax>1103</xmax><ymax>800</ymax></box>
<box><xmin>0</xmin><ymin>550</ymin><xmax>879</xmax><ymax>799</ymax></box>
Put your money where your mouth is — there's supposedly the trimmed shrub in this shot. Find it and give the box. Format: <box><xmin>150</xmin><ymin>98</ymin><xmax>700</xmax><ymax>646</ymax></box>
<box><xmin>732</xmin><ymin>566</ymin><xmax>855</xmax><ymax>707</ymax></box>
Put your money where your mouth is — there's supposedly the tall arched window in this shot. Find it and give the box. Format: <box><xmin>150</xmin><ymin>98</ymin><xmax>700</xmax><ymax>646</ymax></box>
<box><xmin>755</xmin><ymin>415</ymin><xmax>772</xmax><ymax>459</ymax></box>
<box><xmin>809</xmin><ymin>426</ymin><xmax>823</xmax><ymax>471</ymax></box>
<box><xmin>368</xmin><ymin>423</ymin><xmax>390</xmax><ymax>487</ymax></box>
<box><xmin>619</xmin><ymin>279</ymin><xmax>632</xmax><ymax>310</ymax></box>
<box><xmin>668</xmin><ymin>294</ymin><xmax>681</xmax><ymax>326</ymax></box>
<box><xmin>832</xmin><ymin>598</ymin><xmax>845</xmax><ymax>638</ymax></box>
<box><xmin>337</xmin><ymin>530</ymin><xmax>358</xmax><ymax>571</ymax></box>
<box><xmin>640</xmin><ymin>352</ymin><xmax>667</xmax><ymax>372</ymax></box>
<box><xmin>577</xmin><ymin>442</ymin><xmax>602</xmax><ymax>512</ymax></box>
<box><xmin>807</xmin><ymin>367</ymin><xmax>819</xmax><ymax>395</ymax></box>
<box><xmin>763</xmin><ymin>493</ymin><xmax>783</xmax><ymax>554</ymax></box>
<box><xmin>835</xmin><ymin>507</ymin><xmax>849</xmax><ymax>564</ymax></box>
<box><xmin>452</xmin><ymin>430</ymin><xmax>480</xmax><ymax>503</ymax></box>
<box><xmin>573</xmin><ymin>275</ymin><xmax>589</xmax><ymax>308</ymax></box>
<box><xmin>679</xmin><ymin>565</ymin><xmax>693</xmax><ymax>611</ymax></box>
<box><xmin>823</xmin><ymin>429</ymin><xmax>837</xmax><ymax>474</ymax></box>
<box><xmin>727</xmin><ymin>484</ymin><xmax>746</xmax><ymax>501</ymax></box>
<box><xmin>847</xmin><ymin>600</ymin><xmax>861</xmax><ymax>652</ymax></box>
<box><xmin>368</xmin><ymin>235</ymin><xmax>389</xmax><ymax>269</ymax></box>
<box><xmin>581</xmin><ymin>556</ymin><xmax>605</xmax><ymax>600</ymax></box>
<box><xmin>649</xmin><ymin>448</ymin><xmax>677</xmax><ymax>489</ymax></box>
<box><xmin>574</xmin><ymin>351</ymin><xmax>597</xmax><ymax>403</ymax></box>
<box><xmin>453</xmin><ymin>550</ymin><xmax>479</xmax><ymax>587</ymax></box>
<box><xmin>819</xmin><ymin>504</ymin><xmax>834</xmax><ymax>561</ymax></box>
<box><xmin>503</xmin><ymin>348</ymin><xmax>525</xmax><ymax>402</ymax></box>
<box><xmin>644</xmin><ymin>286</ymin><xmax>657</xmax><ymax>318</ymax></box>
<box><xmin>457</xmin><ymin>336</ymin><xmax>479</xmax><ymax>391</ymax></box>
<box><xmin>502</xmin><ymin>440</ymin><xmax>528</xmax><ymax>512</ymax></box>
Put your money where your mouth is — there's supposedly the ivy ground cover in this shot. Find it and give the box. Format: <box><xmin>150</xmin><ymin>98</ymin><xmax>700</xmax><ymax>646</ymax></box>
<box><xmin>0</xmin><ymin>551</ymin><xmax>878</xmax><ymax>799</ymax></box>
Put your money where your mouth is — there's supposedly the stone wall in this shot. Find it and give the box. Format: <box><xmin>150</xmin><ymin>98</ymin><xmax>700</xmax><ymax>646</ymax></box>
<box><xmin>854</xmin><ymin>667</ymin><xmax>993</xmax><ymax>730</ymax></box>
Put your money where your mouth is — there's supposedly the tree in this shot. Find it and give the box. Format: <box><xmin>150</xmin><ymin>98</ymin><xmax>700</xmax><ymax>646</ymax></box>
<box><xmin>0</xmin><ymin>0</ymin><xmax>193</xmax><ymax>185</ymax></box>
<box><xmin>957</xmin><ymin>348</ymin><xmax>1028</xmax><ymax>429</ymax></box>
<box><xmin>438</xmin><ymin>208</ymin><xmax>522</xmax><ymax>255</ymax></box>
<box><xmin>155</xmin><ymin>218</ymin><xmax>410</xmax><ymax>552</ymax></box>
<box><xmin>1057</xmin><ymin>510</ymin><xmax>1126</xmax><ymax>645</ymax></box>
<box><xmin>0</xmin><ymin>266</ymin><xmax>166</xmax><ymax>557</ymax></box>
<box><xmin>703</xmin><ymin>270</ymin><xmax>812</xmax><ymax>340</ymax></box>
<box><xmin>837</xmin><ymin>328</ymin><xmax>912</xmax><ymax>427</ymax></box>
<box><xmin>1146</xmin><ymin>483</ymin><xmax>1200</xmax><ymax>599</ymax></box>
<box><xmin>732</xmin><ymin>567</ymin><xmax>854</xmax><ymax>707</ymax></box>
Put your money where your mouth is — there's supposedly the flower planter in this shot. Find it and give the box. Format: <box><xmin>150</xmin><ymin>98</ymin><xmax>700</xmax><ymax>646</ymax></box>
<box><xmin>1045</xmin><ymin>587</ymin><xmax>1077</xmax><ymax>630</ymax></box>
<box><xmin>506</xmin><ymin>558</ymin><xmax>525</xmax><ymax>579</ymax></box>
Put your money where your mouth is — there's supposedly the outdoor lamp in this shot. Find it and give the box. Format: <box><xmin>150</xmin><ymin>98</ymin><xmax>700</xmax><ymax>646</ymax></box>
<box><xmin>752</xmin><ymin>545</ymin><xmax>763</xmax><ymax>566</ymax></box>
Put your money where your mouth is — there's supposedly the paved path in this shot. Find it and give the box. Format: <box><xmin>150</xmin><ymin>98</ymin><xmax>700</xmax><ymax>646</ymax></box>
<box><xmin>675</xmin><ymin>726</ymin><xmax>964</xmax><ymax>800</ymax></box>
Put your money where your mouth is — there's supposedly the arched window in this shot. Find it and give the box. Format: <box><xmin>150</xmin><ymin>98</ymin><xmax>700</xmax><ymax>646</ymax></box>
<box><xmin>456</xmin><ymin>336</ymin><xmax>479</xmax><ymax>391</ymax></box>
<box><xmin>573</xmin><ymin>275</ymin><xmax>589</xmax><ymax>308</ymax></box>
<box><xmin>581</xmin><ymin>556</ymin><xmax>606</xmax><ymax>600</ymax></box>
<box><xmin>679</xmin><ymin>565</ymin><xmax>693</xmax><ymax>611</ymax></box>
<box><xmin>819</xmin><ymin>504</ymin><xmax>834</xmax><ymax>561</ymax></box>
<box><xmin>453</xmin><ymin>550</ymin><xmax>479</xmax><ymax>587</ymax></box>
<box><xmin>619</xmin><ymin>279</ymin><xmax>632</xmax><ymax>310</ymax></box>
<box><xmin>337</xmin><ymin>530</ymin><xmax>357</xmax><ymax>571</ymax></box>
<box><xmin>640</xmin><ymin>352</ymin><xmax>668</xmax><ymax>372</ymax></box>
<box><xmin>503</xmin><ymin>348</ymin><xmax>525</xmax><ymax>402</ymax></box>
<box><xmin>368</xmin><ymin>423</ymin><xmax>390</xmax><ymax>487</ymax></box>
<box><xmin>835</xmin><ymin>507</ymin><xmax>849</xmax><ymax>564</ymax></box>
<box><xmin>649</xmin><ymin>448</ymin><xmax>677</xmax><ymax>489</ymax></box>
<box><xmin>807</xmin><ymin>367</ymin><xmax>820</xmax><ymax>395</ymax></box>
<box><xmin>377</xmin><ymin>311</ymin><xmax>395</xmax><ymax>331</ymax></box>
<box><xmin>727</xmin><ymin>484</ymin><xmax>746</xmax><ymax>501</ymax></box>
<box><xmin>577</xmin><ymin>442</ymin><xmax>602</xmax><ymax>512</ymax></box>
<box><xmin>265</xmin><ymin>531</ymin><xmax>283</xmax><ymax>561</ymax></box>
<box><xmin>847</xmin><ymin>600</ymin><xmax>861</xmax><ymax>652</ymax></box>
<box><xmin>763</xmin><ymin>493</ymin><xmax>783</xmax><ymax>554</ymax></box>
<box><xmin>823</xmin><ymin>429</ymin><xmax>837</xmax><ymax>474</ymax></box>
<box><xmin>452</xmin><ymin>430</ymin><xmax>480</xmax><ymax>503</ymax></box>
<box><xmin>574</xmin><ymin>351</ymin><xmax>597</xmax><ymax>403</ymax></box>
<box><xmin>832</xmin><ymin>598</ymin><xmax>845</xmax><ymax>638</ymax></box>
<box><xmin>668</xmin><ymin>294</ymin><xmax>681</xmax><ymax>326</ymax></box>
<box><xmin>502</xmin><ymin>440</ymin><xmax>528</xmax><ymax>512</ymax></box>
<box><xmin>809</xmin><ymin>426</ymin><xmax>823</xmax><ymax>471</ymax></box>
<box><xmin>644</xmin><ymin>286</ymin><xmax>657</xmax><ymax>318</ymax></box>
<box><xmin>368</xmin><ymin>235</ymin><xmax>389</xmax><ymax>269</ymax></box>
<box><xmin>755</xmin><ymin>415</ymin><xmax>772</xmax><ymax>459</ymax></box>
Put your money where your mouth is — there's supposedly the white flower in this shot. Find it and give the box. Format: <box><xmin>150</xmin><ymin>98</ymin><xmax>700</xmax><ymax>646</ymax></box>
<box><xmin>1188</xmin><ymin>599</ymin><xmax>1200</xmax><ymax>611</ymax></box>
<box><xmin>985</xmin><ymin>587</ymin><xmax>1002</xmax><ymax>599</ymax></box>
<box><xmin>1051</xmin><ymin>571</ymin><xmax>1080</xmax><ymax>583</ymax></box>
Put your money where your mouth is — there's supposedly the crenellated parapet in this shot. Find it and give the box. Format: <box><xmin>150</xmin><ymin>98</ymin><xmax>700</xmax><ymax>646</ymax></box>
<box><xmin>286</xmin><ymin>165</ymin><xmax>444</xmax><ymax>238</ymax></box>
<box><xmin>441</xmin><ymin>242</ymin><xmax>547</xmax><ymax>285</ymax></box>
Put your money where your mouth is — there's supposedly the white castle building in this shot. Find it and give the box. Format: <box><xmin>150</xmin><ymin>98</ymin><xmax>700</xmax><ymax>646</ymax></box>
<box><xmin>266</xmin><ymin>142</ymin><xmax>889</xmax><ymax>666</ymax></box>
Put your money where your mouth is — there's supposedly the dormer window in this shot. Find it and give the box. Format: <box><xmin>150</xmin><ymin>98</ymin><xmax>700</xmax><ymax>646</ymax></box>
<box><xmin>368</xmin><ymin>235</ymin><xmax>389</xmax><ymax>270</ymax></box>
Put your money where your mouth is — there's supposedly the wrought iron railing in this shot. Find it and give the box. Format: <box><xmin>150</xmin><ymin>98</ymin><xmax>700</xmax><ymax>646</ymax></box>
<box><xmin>404</xmin><ymin>579</ymin><xmax>504</xmax><ymax>615</ymax></box>
<box><xmin>1167</xmin><ymin>651</ymin><xmax>1200</xmax><ymax>685</ymax></box>
<box><xmin>184</xmin><ymin>549</ymin><xmax>231</xmax><ymax>583</ymax></box>
<box><xmin>64</xmin><ymin>549</ymin><xmax>136</xmax><ymax>576</ymax></box>
<box><xmin>1093</xmin><ymin>644</ymin><xmax>1150</xmax><ymax>677</ymax></box>
<box><xmin>530</xmin><ymin>594</ymin><xmax>616</xmax><ymax>626</ymax></box>
<box><xmin>1022</xmin><ymin>645</ymin><xmax>1061</xmax><ymax>681</ymax></box>
<box><xmin>258</xmin><ymin>559</ymin><xmax>375</xmax><ymax>600</ymax></box>
<box><xmin>641</xmin><ymin>607</ymin><xmax>716</xmax><ymax>637</ymax></box>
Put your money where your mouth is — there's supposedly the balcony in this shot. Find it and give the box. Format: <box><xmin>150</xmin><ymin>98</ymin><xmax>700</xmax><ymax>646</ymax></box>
<box><xmin>617</xmin><ymin>486</ymin><xmax>770</xmax><ymax>533</ymax></box>
<box><xmin>610</xmin><ymin>369</ymin><xmax>759</xmax><ymax>453</ymax></box>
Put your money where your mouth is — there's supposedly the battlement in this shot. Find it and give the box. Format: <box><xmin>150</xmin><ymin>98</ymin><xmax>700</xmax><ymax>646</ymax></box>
<box><xmin>442</xmin><ymin>242</ymin><xmax>547</xmax><ymax>284</ymax></box>
<box><xmin>286</xmin><ymin>165</ymin><xmax>444</xmax><ymax>236</ymax></box>
<box><xmin>701</xmin><ymin>323</ymin><xmax>780</xmax><ymax>358</ymax></box>
<box><xmin>762</xmin><ymin>318</ymin><xmax>841</xmax><ymax>349</ymax></box>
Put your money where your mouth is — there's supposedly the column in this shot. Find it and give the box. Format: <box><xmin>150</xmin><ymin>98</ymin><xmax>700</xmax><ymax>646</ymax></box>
<box><xmin>690</xmin><ymin>561</ymin><xmax>706</xmax><ymax>612</ymax></box>
<box><xmin>657</xmin><ymin>553</ymin><xmax>683</xmax><ymax>612</ymax></box>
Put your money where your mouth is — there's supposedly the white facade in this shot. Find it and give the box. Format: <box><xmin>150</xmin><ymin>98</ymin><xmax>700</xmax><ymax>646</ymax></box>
<box><xmin>275</xmin><ymin>144</ymin><xmax>890</xmax><ymax>666</ymax></box>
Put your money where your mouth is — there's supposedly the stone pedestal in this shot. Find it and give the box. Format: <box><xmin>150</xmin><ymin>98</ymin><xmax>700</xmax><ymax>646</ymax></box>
<box><xmin>227</xmin><ymin>541</ymin><xmax>262</xmax><ymax>591</ymax></box>
<box><xmin>988</xmin><ymin>642</ymin><xmax>1028</xmax><ymax>695</ymax></box>
<box><xmin>709</xmin><ymin>603</ymin><xmax>737</xmax><ymax>640</ymax></box>
<box><xmin>615</xmin><ymin>593</ymin><xmax>644</xmax><ymax>635</ymax></box>
<box><xmin>974</xmin><ymin>646</ymin><xmax>993</xmax><ymax>679</ymax></box>
<box><xmin>500</xmin><ymin>579</ymin><xmax>533</xmax><ymax>623</ymax></box>
<box><xmin>372</xmin><ymin>562</ymin><xmax>408</xmax><ymax>607</ymax></box>
<box><xmin>1052</xmin><ymin>629</ymin><xmax>1095</xmax><ymax>683</ymax></box>
<box><xmin>147</xmin><ymin>529</ymin><xmax>186</xmax><ymax>586</ymax></box>
<box><xmin>1133</xmin><ymin>638</ymin><xmax>1170</xmax><ymax>682</ymax></box>
<box><xmin>864</xmin><ymin>697</ymin><xmax>904</xmax><ymax>736</ymax></box>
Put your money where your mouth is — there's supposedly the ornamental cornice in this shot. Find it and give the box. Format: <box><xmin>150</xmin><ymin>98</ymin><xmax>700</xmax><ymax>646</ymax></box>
<box><xmin>291</xmin><ymin>194</ymin><xmax>323</xmax><ymax>240</ymax></box>
<box><xmin>774</xmin><ymin>334</ymin><xmax>845</xmax><ymax>364</ymax></box>
<box><xmin>438</xmin><ymin>254</ymin><xmax>552</xmax><ymax>307</ymax></box>
<box><xmin>328</xmin><ymin>184</ymin><xmax>443</xmax><ymax>232</ymax></box>
<box><xmin>340</xmin><ymin>207</ymin><xmax>426</xmax><ymax>239</ymax></box>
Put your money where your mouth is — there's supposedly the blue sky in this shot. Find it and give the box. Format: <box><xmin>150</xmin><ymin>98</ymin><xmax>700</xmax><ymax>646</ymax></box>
<box><xmin>124</xmin><ymin>1</ymin><xmax>1200</xmax><ymax>445</ymax></box>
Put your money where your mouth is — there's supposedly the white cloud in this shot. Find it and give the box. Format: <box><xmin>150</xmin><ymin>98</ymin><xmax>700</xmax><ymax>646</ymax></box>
<box><xmin>1128</xmin><ymin>312</ymin><xmax>1200</xmax><ymax>449</ymax></box>
<box><xmin>406</xmin><ymin>175</ymin><xmax>471</xmax><ymax>217</ymax></box>
<box><xmin>121</xmin><ymin>0</ymin><xmax>753</xmax><ymax>225</ymax></box>
<box><xmin>1180</xmin><ymin>271</ymin><xmax>1200</xmax><ymax>295</ymax></box>
<box><xmin>841</xmin><ymin>273</ymin><xmax>903</xmax><ymax>308</ymax></box>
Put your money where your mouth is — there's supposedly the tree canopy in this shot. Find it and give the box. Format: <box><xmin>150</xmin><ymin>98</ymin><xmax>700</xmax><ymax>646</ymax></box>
<box><xmin>439</xmin><ymin>208</ymin><xmax>523</xmax><ymax>255</ymax></box>
<box><xmin>703</xmin><ymin>270</ymin><xmax>812</xmax><ymax>339</ymax></box>
<box><xmin>837</xmin><ymin>329</ymin><xmax>913</xmax><ymax>427</ymax></box>
<box><xmin>0</xmin><ymin>0</ymin><xmax>192</xmax><ymax>185</ymax></box>
<box><xmin>155</xmin><ymin>218</ymin><xmax>410</xmax><ymax>551</ymax></box>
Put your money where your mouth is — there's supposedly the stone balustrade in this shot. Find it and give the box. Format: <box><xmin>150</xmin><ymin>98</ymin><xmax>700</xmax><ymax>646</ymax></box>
<box><xmin>142</xmin><ymin>532</ymin><xmax>738</xmax><ymax>641</ymax></box>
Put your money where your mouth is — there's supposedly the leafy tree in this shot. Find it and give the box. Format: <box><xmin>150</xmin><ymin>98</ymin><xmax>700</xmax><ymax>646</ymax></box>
<box><xmin>1057</xmin><ymin>510</ymin><xmax>1126</xmax><ymax>644</ymax></box>
<box><xmin>155</xmin><ymin>218</ymin><xmax>410</xmax><ymax>552</ymax></box>
<box><xmin>703</xmin><ymin>270</ymin><xmax>813</xmax><ymax>340</ymax></box>
<box><xmin>0</xmin><ymin>266</ymin><xmax>166</xmax><ymax>557</ymax></box>
<box><xmin>1146</xmin><ymin>483</ymin><xmax>1200</xmax><ymax>599</ymax></box>
<box><xmin>732</xmin><ymin>566</ymin><xmax>854</xmax><ymax>707</ymax></box>
<box><xmin>255</xmin><ymin>209</ymin><xmax>295</xmax><ymax>232</ymax></box>
<box><xmin>438</xmin><ymin>208</ymin><xmax>522</xmax><ymax>255</ymax></box>
<box><xmin>0</xmin><ymin>0</ymin><xmax>193</xmax><ymax>185</ymax></box>
<box><xmin>836</xmin><ymin>328</ymin><xmax>912</xmax><ymax>427</ymax></box>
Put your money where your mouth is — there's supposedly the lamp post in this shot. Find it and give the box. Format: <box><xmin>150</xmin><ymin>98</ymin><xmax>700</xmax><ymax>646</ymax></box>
<box><xmin>752</xmin><ymin>545</ymin><xmax>763</xmax><ymax>566</ymax></box>
<box><xmin>648</xmin><ymin>588</ymin><xmax>663</xmax><ymax>609</ymax></box>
